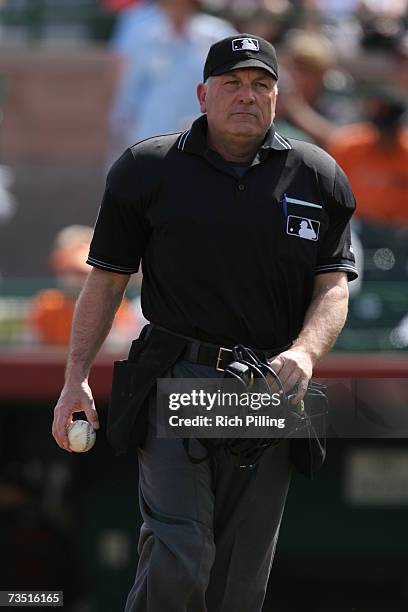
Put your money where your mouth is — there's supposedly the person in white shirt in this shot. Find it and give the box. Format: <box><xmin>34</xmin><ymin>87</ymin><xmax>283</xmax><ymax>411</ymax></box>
<box><xmin>107</xmin><ymin>0</ymin><xmax>236</xmax><ymax>162</ymax></box>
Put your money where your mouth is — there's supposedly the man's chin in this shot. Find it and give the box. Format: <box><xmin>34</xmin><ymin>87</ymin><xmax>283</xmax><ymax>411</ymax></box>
<box><xmin>230</xmin><ymin>115</ymin><xmax>258</xmax><ymax>126</ymax></box>
<box><xmin>227</xmin><ymin>125</ymin><xmax>261</xmax><ymax>139</ymax></box>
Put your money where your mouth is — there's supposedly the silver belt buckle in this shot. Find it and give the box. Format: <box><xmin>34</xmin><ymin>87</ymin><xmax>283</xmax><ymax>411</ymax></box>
<box><xmin>216</xmin><ymin>346</ymin><xmax>233</xmax><ymax>372</ymax></box>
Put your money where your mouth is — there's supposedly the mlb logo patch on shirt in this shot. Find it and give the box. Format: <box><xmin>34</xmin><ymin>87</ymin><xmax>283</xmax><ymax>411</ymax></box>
<box><xmin>286</xmin><ymin>215</ymin><xmax>320</xmax><ymax>241</ymax></box>
<box><xmin>232</xmin><ymin>38</ymin><xmax>259</xmax><ymax>52</ymax></box>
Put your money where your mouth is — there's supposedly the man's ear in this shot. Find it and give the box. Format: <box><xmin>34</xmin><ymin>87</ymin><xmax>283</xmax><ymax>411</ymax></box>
<box><xmin>197</xmin><ymin>82</ymin><xmax>207</xmax><ymax>113</ymax></box>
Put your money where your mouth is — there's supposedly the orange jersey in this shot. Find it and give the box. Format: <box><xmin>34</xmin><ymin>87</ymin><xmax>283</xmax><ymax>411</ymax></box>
<box><xmin>28</xmin><ymin>289</ymin><xmax>136</xmax><ymax>346</ymax></box>
<box><xmin>327</xmin><ymin>124</ymin><xmax>408</xmax><ymax>225</ymax></box>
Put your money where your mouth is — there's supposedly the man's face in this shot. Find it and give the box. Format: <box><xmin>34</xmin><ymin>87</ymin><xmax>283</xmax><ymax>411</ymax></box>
<box><xmin>197</xmin><ymin>68</ymin><xmax>278</xmax><ymax>141</ymax></box>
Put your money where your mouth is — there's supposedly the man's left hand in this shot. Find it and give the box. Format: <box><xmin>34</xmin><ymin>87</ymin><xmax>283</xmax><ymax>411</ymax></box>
<box><xmin>267</xmin><ymin>348</ymin><xmax>314</xmax><ymax>405</ymax></box>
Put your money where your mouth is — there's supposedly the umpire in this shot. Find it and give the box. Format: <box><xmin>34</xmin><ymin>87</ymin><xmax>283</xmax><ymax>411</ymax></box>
<box><xmin>53</xmin><ymin>34</ymin><xmax>358</xmax><ymax>612</ymax></box>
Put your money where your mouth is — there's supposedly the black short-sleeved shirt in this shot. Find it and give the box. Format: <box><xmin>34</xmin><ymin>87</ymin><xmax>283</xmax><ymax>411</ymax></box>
<box><xmin>88</xmin><ymin>115</ymin><xmax>357</xmax><ymax>349</ymax></box>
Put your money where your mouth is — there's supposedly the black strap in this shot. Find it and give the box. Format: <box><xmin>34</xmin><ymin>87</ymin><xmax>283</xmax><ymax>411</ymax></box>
<box><xmin>148</xmin><ymin>324</ymin><xmax>292</xmax><ymax>371</ymax></box>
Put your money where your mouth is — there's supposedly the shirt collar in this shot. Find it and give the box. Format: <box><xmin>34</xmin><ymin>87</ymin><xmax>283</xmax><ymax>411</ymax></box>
<box><xmin>262</xmin><ymin>124</ymin><xmax>293</xmax><ymax>151</ymax></box>
<box><xmin>176</xmin><ymin>115</ymin><xmax>292</xmax><ymax>156</ymax></box>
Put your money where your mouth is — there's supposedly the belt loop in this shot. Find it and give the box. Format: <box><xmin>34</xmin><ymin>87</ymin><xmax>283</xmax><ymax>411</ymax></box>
<box><xmin>188</xmin><ymin>340</ymin><xmax>200</xmax><ymax>362</ymax></box>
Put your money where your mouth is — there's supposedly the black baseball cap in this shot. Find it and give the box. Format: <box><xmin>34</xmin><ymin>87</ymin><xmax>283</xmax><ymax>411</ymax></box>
<box><xmin>203</xmin><ymin>34</ymin><xmax>279</xmax><ymax>82</ymax></box>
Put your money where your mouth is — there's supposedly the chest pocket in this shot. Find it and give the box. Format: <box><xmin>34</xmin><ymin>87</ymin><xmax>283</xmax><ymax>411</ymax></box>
<box><xmin>282</xmin><ymin>195</ymin><xmax>326</xmax><ymax>243</ymax></box>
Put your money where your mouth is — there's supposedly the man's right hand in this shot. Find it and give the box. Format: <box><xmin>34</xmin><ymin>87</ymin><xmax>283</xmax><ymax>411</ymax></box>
<box><xmin>51</xmin><ymin>268</ymin><xmax>129</xmax><ymax>452</ymax></box>
<box><xmin>52</xmin><ymin>381</ymin><xmax>100</xmax><ymax>452</ymax></box>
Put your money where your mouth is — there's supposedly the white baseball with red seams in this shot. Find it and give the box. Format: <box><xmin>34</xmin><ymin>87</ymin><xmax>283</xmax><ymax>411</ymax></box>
<box><xmin>67</xmin><ymin>420</ymin><xmax>96</xmax><ymax>452</ymax></box>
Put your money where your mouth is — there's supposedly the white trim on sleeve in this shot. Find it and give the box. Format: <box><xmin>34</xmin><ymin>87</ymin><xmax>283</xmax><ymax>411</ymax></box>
<box><xmin>87</xmin><ymin>256</ymin><xmax>138</xmax><ymax>274</ymax></box>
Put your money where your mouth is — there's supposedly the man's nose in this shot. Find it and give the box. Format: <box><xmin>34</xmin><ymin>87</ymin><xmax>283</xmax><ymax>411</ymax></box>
<box><xmin>238</xmin><ymin>86</ymin><xmax>256</xmax><ymax>103</ymax></box>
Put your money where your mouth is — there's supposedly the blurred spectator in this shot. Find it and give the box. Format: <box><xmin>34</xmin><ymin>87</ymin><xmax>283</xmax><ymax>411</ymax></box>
<box><xmin>326</xmin><ymin>88</ymin><xmax>408</xmax><ymax>226</ymax></box>
<box><xmin>281</xmin><ymin>30</ymin><xmax>337</xmax><ymax>107</ymax></box>
<box><xmin>27</xmin><ymin>225</ymin><xmax>139</xmax><ymax>348</ymax></box>
<box><xmin>358</xmin><ymin>0</ymin><xmax>408</xmax><ymax>19</ymax></box>
<box><xmin>108</xmin><ymin>0</ymin><xmax>160</xmax><ymax>55</ymax></box>
<box><xmin>305</xmin><ymin>0</ymin><xmax>359</xmax><ymax>19</ymax></box>
<box><xmin>360</xmin><ymin>12</ymin><xmax>406</xmax><ymax>53</ymax></box>
<box><xmin>275</xmin><ymin>29</ymin><xmax>351</xmax><ymax>143</ymax></box>
<box><xmin>226</xmin><ymin>0</ymin><xmax>295</xmax><ymax>44</ymax></box>
<box><xmin>107</xmin><ymin>0</ymin><xmax>236</xmax><ymax>162</ymax></box>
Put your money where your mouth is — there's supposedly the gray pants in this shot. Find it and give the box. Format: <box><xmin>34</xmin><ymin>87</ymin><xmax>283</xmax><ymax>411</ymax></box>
<box><xmin>125</xmin><ymin>360</ymin><xmax>292</xmax><ymax>612</ymax></box>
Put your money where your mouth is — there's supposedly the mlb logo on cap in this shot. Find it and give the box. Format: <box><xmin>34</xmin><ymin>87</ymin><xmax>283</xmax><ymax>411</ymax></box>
<box><xmin>232</xmin><ymin>37</ymin><xmax>259</xmax><ymax>52</ymax></box>
<box><xmin>286</xmin><ymin>215</ymin><xmax>320</xmax><ymax>241</ymax></box>
<box><xmin>203</xmin><ymin>33</ymin><xmax>279</xmax><ymax>81</ymax></box>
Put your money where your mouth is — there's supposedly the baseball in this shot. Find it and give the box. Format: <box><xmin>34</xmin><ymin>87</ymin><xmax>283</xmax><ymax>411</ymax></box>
<box><xmin>67</xmin><ymin>420</ymin><xmax>96</xmax><ymax>453</ymax></box>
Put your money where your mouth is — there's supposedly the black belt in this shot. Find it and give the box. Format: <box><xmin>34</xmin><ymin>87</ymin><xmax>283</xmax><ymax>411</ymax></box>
<box><xmin>144</xmin><ymin>324</ymin><xmax>292</xmax><ymax>372</ymax></box>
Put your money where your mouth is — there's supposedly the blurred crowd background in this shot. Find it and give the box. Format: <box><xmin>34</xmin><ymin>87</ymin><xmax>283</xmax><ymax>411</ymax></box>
<box><xmin>0</xmin><ymin>0</ymin><xmax>407</xmax><ymax>350</ymax></box>
<box><xmin>0</xmin><ymin>2</ymin><xmax>408</xmax><ymax>611</ymax></box>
